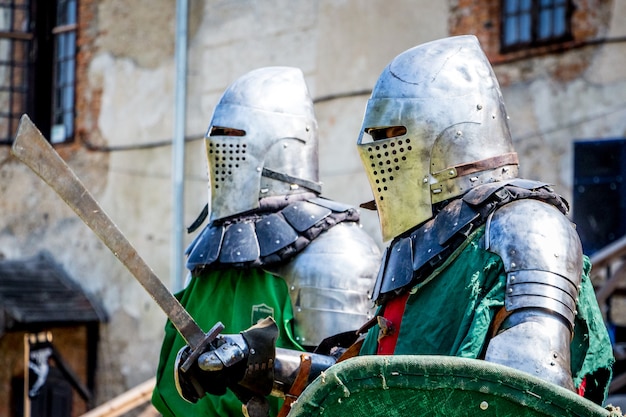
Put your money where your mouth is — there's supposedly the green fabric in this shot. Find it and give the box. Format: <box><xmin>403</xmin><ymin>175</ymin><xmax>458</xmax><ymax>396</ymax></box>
<box><xmin>287</xmin><ymin>355</ymin><xmax>619</xmax><ymax>417</ymax></box>
<box><xmin>360</xmin><ymin>226</ymin><xmax>614</xmax><ymax>403</ymax></box>
<box><xmin>152</xmin><ymin>268</ymin><xmax>303</xmax><ymax>417</ymax></box>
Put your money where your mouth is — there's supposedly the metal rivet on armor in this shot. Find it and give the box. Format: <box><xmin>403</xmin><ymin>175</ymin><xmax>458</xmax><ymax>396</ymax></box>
<box><xmin>479</xmin><ymin>401</ymin><xmax>488</xmax><ymax>410</ymax></box>
<box><xmin>511</xmin><ymin>262</ymin><xmax>516</xmax><ymax>268</ymax></box>
<box><xmin>275</xmin><ymin>240</ymin><xmax>280</xmax><ymax>244</ymax></box>
<box><xmin>256</xmin><ymin>167</ymin><xmax>262</xmax><ymax>172</ymax></box>
<box><xmin>449</xmin><ymin>170</ymin><xmax>455</xmax><ymax>176</ymax></box>
<box><xmin>290</xmin><ymin>286</ymin><xmax>295</xmax><ymax>291</ymax></box>
<box><xmin>510</xmin><ymin>275</ymin><xmax>515</xmax><ymax>281</ymax></box>
<box><xmin>261</xmin><ymin>188</ymin><xmax>269</xmax><ymax>194</ymax></box>
<box><xmin>423</xmin><ymin>178</ymin><xmax>428</xmax><ymax>183</ymax></box>
<box><xmin>391</xmin><ymin>277</ymin><xmax>395</xmax><ymax>282</ymax></box>
<box><xmin>236</xmin><ymin>251</ymin><xmax>241</xmax><ymax>256</ymax></box>
<box><xmin>553</xmin><ymin>353</ymin><xmax>558</xmax><ymax>358</ymax></box>
<box><xmin>456</xmin><ymin>130</ymin><xmax>462</xmax><ymax>137</ymax></box>
<box><xmin>297</xmin><ymin>308</ymin><xmax>302</xmax><ymax>312</ymax></box>
<box><xmin>470</xmin><ymin>176</ymin><xmax>478</xmax><ymax>182</ymax></box>
<box><xmin>306</xmin><ymin>126</ymin><xmax>310</xmax><ymax>132</ymax></box>
<box><xmin>550</xmin><ymin>361</ymin><xmax>555</xmax><ymax>366</ymax></box>
<box><xmin>508</xmin><ymin>288</ymin><xmax>513</xmax><ymax>293</ymax></box>
<box><xmin>250</xmin><ymin>349</ymin><xmax>256</xmax><ymax>354</ymax></box>
<box><xmin>477</xmin><ymin>104</ymin><xmax>483</xmax><ymax>110</ymax></box>
<box><xmin>554</xmin><ymin>253</ymin><xmax>559</xmax><ymax>258</ymax></box>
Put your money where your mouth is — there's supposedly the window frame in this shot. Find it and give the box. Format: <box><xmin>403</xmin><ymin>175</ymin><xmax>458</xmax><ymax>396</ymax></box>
<box><xmin>0</xmin><ymin>0</ymin><xmax>77</xmax><ymax>145</ymax></box>
<box><xmin>500</xmin><ymin>0</ymin><xmax>574</xmax><ymax>53</ymax></box>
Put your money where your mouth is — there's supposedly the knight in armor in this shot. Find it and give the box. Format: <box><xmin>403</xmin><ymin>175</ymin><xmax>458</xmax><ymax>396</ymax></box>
<box><xmin>353</xmin><ymin>35</ymin><xmax>613</xmax><ymax>404</ymax></box>
<box><xmin>151</xmin><ymin>66</ymin><xmax>381</xmax><ymax>417</ymax></box>
<box><xmin>170</xmin><ymin>36</ymin><xmax>615</xmax><ymax>412</ymax></box>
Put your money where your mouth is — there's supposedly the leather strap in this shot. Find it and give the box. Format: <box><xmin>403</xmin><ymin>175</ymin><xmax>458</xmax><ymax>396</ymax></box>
<box><xmin>277</xmin><ymin>354</ymin><xmax>312</xmax><ymax>417</ymax></box>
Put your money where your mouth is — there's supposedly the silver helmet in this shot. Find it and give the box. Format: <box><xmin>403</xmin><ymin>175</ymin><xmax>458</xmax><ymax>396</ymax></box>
<box><xmin>357</xmin><ymin>35</ymin><xmax>519</xmax><ymax>241</ymax></box>
<box><xmin>206</xmin><ymin>67</ymin><xmax>320</xmax><ymax>222</ymax></box>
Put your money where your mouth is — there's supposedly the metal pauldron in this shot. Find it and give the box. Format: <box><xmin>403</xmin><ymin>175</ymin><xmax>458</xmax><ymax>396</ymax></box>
<box><xmin>265</xmin><ymin>221</ymin><xmax>380</xmax><ymax>347</ymax></box>
<box><xmin>185</xmin><ymin>197</ymin><xmax>360</xmax><ymax>272</ymax></box>
<box><xmin>485</xmin><ymin>198</ymin><xmax>583</xmax><ymax>329</ymax></box>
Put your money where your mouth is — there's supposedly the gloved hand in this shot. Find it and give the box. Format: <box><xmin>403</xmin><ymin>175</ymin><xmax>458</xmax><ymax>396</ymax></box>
<box><xmin>174</xmin><ymin>317</ymin><xmax>279</xmax><ymax>404</ymax></box>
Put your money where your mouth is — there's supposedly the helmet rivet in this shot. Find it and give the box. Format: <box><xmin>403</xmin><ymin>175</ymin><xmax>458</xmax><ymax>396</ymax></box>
<box><xmin>423</xmin><ymin>178</ymin><xmax>428</xmax><ymax>183</ymax></box>
<box><xmin>480</xmin><ymin>401</ymin><xmax>488</xmax><ymax>410</ymax></box>
<box><xmin>456</xmin><ymin>130</ymin><xmax>462</xmax><ymax>136</ymax></box>
<box><xmin>477</xmin><ymin>104</ymin><xmax>483</xmax><ymax>110</ymax></box>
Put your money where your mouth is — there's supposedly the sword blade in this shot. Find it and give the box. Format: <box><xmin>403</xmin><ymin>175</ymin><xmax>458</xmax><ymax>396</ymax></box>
<box><xmin>11</xmin><ymin>114</ymin><xmax>221</xmax><ymax>356</ymax></box>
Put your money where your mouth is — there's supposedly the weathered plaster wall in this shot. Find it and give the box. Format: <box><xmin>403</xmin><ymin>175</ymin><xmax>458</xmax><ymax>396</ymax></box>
<box><xmin>0</xmin><ymin>0</ymin><xmax>624</xmax><ymax>409</ymax></box>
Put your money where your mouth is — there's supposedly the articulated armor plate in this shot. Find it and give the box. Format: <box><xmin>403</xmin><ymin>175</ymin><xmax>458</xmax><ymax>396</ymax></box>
<box><xmin>370</xmin><ymin>179</ymin><xmax>568</xmax><ymax>305</ymax></box>
<box><xmin>186</xmin><ymin>196</ymin><xmax>381</xmax><ymax>348</ymax></box>
<box><xmin>265</xmin><ymin>221</ymin><xmax>381</xmax><ymax>348</ymax></box>
<box><xmin>356</xmin><ymin>35</ymin><xmax>517</xmax><ymax>241</ymax></box>
<box><xmin>484</xmin><ymin>199</ymin><xmax>584</xmax><ymax>390</ymax></box>
<box><xmin>206</xmin><ymin>67</ymin><xmax>319</xmax><ymax>222</ymax></box>
<box><xmin>187</xmin><ymin>197</ymin><xmax>360</xmax><ymax>271</ymax></box>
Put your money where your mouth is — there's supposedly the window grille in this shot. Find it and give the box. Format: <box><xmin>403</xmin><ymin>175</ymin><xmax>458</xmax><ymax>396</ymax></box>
<box><xmin>501</xmin><ymin>0</ymin><xmax>573</xmax><ymax>52</ymax></box>
<box><xmin>0</xmin><ymin>0</ymin><xmax>76</xmax><ymax>145</ymax></box>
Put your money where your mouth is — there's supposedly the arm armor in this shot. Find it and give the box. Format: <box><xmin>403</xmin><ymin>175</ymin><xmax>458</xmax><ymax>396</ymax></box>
<box><xmin>265</xmin><ymin>220</ymin><xmax>381</xmax><ymax>348</ymax></box>
<box><xmin>484</xmin><ymin>199</ymin><xmax>583</xmax><ymax>390</ymax></box>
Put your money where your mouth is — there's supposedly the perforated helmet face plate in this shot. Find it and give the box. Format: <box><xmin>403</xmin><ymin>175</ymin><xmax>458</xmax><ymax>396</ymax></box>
<box><xmin>357</xmin><ymin>121</ymin><xmax>432</xmax><ymax>242</ymax></box>
<box><xmin>206</xmin><ymin>133</ymin><xmax>263</xmax><ymax>221</ymax></box>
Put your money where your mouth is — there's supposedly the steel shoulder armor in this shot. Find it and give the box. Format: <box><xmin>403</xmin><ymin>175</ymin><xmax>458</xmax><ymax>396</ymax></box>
<box><xmin>186</xmin><ymin>196</ymin><xmax>381</xmax><ymax>348</ymax></box>
<box><xmin>369</xmin><ymin>179</ymin><xmax>569</xmax><ymax>305</ymax></box>
<box><xmin>483</xmin><ymin>198</ymin><xmax>584</xmax><ymax>390</ymax></box>
<box><xmin>265</xmin><ymin>220</ymin><xmax>381</xmax><ymax>348</ymax></box>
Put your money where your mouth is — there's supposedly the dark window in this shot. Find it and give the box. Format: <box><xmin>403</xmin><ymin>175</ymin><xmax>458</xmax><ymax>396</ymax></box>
<box><xmin>501</xmin><ymin>0</ymin><xmax>573</xmax><ymax>52</ymax></box>
<box><xmin>573</xmin><ymin>139</ymin><xmax>626</xmax><ymax>256</ymax></box>
<box><xmin>0</xmin><ymin>0</ymin><xmax>76</xmax><ymax>145</ymax></box>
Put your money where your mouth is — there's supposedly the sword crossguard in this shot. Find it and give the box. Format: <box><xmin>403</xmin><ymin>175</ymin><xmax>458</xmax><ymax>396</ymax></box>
<box><xmin>179</xmin><ymin>321</ymin><xmax>225</xmax><ymax>373</ymax></box>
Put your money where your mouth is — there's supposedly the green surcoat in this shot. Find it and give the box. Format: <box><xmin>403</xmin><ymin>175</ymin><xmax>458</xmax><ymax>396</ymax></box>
<box><xmin>152</xmin><ymin>268</ymin><xmax>303</xmax><ymax>417</ymax></box>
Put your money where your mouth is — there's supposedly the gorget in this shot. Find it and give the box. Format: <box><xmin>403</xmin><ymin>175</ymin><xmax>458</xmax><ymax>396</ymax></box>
<box><xmin>185</xmin><ymin>197</ymin><xmax>359</xmax><ymax>275</ymax></box>
<box><xmin>372</xmin><ymin>179</ymin><xmax>569</xmax><ymax>304</ymax></box>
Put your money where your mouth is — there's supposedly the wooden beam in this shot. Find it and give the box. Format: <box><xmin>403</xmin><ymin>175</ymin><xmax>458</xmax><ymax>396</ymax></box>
<box><xmin>78</xmin><ymin>377</ymin><xmax>156</xmax><ymax>417</ymax></box>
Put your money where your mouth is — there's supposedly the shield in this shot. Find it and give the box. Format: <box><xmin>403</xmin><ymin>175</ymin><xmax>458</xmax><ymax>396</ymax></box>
<box><xmin>287</xmin><ymin>355</ymin><xmax>616</xmax><ymax>417</ymax></box>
